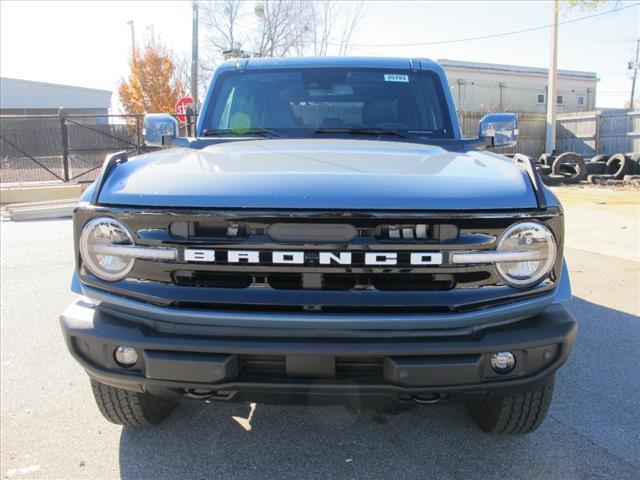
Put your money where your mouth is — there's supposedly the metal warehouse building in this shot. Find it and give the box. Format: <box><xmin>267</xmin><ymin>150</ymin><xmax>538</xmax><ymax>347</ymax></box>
<box><xmin>0</xmin><ymin>77</ymin><xmax>112</xmax><ymax>118</ymax></box>
<box><xmin>439</xmin><ymin>59</ymin><xmax>598</xmax><ymax>114</ymax></box>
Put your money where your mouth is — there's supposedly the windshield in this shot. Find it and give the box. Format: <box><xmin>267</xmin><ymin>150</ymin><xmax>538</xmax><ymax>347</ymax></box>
<box><xmin>203</xmin><ymin>68</ymin><xmax>454</xmax><ymax>139</ymax></box>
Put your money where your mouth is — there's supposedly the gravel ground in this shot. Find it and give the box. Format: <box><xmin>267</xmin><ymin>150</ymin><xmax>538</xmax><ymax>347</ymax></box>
<box><xmin>1</xmin><ymin>198</ymin><xmax>639</xmax><ymax>479</ymax></box>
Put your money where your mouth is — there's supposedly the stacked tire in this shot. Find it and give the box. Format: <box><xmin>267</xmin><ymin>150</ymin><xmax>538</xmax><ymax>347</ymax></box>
<box><xmin>585</xmin><ymin>155</ymin><xmax>608</xmax><ymax>176</ymax></box>
<box><xmin>587</xmin><ymin>153</ymin><xmax>640</xmax><ymax>184</ymax></box>
<box><xmin>551</xmin><ymin>152</ymin><xmax>586</xmax><ymax>184</ymax></box>
<box><xmin>538</xmin><ymin>153</ymin><xmax>555</xmax><ymax>166</ymax></box>
<box><xmin>606</xmin><ymin>153</ymin><xmax>637</xmax><ymax>179</ymax></box>
<box><xmin>537</xmin><ymin>154</ymin><xmax>559</xmax><ymax>184</ymax></box>
<box><xmin>536</xmin><ymin>152</ymin><xmax>638</xmax><ymax>185</ymax></box>
<box><xmin>537</xmin><ymin>152</ymin><xmax>586</xmax><ymax>185</ymax></box>
<box><xmin>629</xmin><ymin>153</ymin><xmax>640</xmax><ymax>172</ymax></box>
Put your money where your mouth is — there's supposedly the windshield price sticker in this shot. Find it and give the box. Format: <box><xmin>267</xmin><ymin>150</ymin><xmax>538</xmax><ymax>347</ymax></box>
<box><xmin>384</xmin><ymin>74</ymin><xmax>409</xmax><ymax>83</ymax></box>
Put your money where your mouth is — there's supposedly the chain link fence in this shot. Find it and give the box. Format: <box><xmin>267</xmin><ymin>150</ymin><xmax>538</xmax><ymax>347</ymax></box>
<box><xmin>3</xmin><ymin>110</ymin><xmax>583</xmax><ymax>184</ymax></box>
<box><xmin>0</xmin><ymin>113</ymin><xmax>193</xmax><ymax>184</ymax></box>
<box><xmin>0</xmin><ymin>116</ymin><xmax>66</xmax><ymax>182</ymax></box>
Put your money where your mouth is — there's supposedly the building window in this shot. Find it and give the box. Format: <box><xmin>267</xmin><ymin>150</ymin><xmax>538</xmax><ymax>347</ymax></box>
<box><xmin>537</xmin><ymin>93</ymin><xmax>545</xmax><ymax>105</ymax></box>
<box><xmin>557</xmin><ymin>95</ymin><xmax>564</xmax><ymax>105</ymax></box>
<box><xmin>577</xmin><ymin>95</ymin><xmax>585</xmax><ymax>107</ymax></box>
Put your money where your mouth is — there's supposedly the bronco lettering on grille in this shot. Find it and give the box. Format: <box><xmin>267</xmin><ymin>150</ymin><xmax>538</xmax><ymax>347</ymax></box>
<box><xmin>183</xmin><ymin>249</ymin><xmax>443</xmax><ymax>266</ymax></box>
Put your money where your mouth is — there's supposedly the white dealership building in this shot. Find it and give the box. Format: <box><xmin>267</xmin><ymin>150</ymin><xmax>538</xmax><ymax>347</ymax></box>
<box><xmin>439</xmin><ymin>59</ymin><xmax>598</xmax><ymax>114</ymax></box>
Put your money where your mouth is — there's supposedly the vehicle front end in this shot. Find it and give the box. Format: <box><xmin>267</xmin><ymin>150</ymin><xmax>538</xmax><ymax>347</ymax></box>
<box><xmin>62</xmin><ymin>196</ymin><xmax>575</xmax><ymax>432</ymax></box>
<box><xmin>60</xmin><ymin>57</ymin><xmax>576</xmax><ymax>433</ymax></box>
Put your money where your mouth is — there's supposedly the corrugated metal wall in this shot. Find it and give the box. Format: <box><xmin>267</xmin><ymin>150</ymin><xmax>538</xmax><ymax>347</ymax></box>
<box><xmin>0</xmin><ymin>78</ymin><xmax>112</xmax><ymax>110</ymax></box>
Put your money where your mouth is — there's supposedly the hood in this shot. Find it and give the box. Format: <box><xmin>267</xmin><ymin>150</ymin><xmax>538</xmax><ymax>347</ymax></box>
<box><xmin>97</xmin><ymin>139</ymin><xmax>538</xmax><ymax>210</ymax></box>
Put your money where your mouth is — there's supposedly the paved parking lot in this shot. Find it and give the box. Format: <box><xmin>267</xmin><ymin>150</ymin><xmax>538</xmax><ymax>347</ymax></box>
<box><xmin>1</xmin><ymin>187</ymin><xmax>639</xmax><ymax>479</ymax></box>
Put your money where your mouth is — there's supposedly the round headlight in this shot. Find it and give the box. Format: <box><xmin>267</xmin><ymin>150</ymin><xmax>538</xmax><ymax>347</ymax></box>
<box><xmin>496</xmin><ymin>221</ymin><xmax>557</xmax><ymax>288</ymax></box>
<box><xmin>79</xmin><ymin>217</ymin><xmax>135</xmax><ymax>281</ymax></box>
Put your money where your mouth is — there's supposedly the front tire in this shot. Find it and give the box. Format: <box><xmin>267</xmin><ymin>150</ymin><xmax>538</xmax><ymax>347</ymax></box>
<box><xmin>466</xmin><ymin>376</ymin><xmax>555</xmax><ymax>434</ymax></box>
<box><xmin>90</xmin><ymin>379</ymin><xmax>178</xmax><ymax>427</ymax></box>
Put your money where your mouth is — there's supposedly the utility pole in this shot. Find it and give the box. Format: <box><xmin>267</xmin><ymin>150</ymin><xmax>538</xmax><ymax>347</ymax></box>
<box><xmin>545</xmin><ymin>0</ymin><xmax>559</xmax><ymax>155</ymax></box>
<box><xmin>630</xmin><ymin>38</ymin><xmax>639</xmax><ymax>110</ymax></box>
<box><xmin>126</xmin><ymin>20</ymin><xmax>135</xmax><ymax>59</ymax></box>
<box><xmin>191</xmin><ymin>1</ymin><xmax>199</xmax><ymax>114</ymax></box>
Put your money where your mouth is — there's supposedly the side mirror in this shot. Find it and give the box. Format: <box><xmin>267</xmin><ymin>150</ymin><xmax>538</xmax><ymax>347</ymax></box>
<box><xmin>478</xmin><ymin>113</ymin><xmax>518</xmax><ymax>148</ymax></box>
<box><xmin>143</xmin><ymin>114</ymin><xmax>179</xmax><ymax>147</ymax></box>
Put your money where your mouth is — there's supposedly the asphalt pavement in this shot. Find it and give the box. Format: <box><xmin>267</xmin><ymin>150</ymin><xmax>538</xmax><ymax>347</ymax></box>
<box><xmin>1</xmin><ymin>204</ymin><xmax>639</xmax><ymax>479</ymax></box>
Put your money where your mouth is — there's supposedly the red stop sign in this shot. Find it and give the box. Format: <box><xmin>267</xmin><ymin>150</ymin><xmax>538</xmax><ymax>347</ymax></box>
<box><xmin>175</xmin><ymin>97</ymin><xmax>195</xmax><ymax>124</ymax></box>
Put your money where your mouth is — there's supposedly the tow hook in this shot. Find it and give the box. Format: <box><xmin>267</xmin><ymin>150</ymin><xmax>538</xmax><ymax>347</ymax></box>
<box><xmin>183</xmin><ymin>389</ymin><xmax>235</xmax><ymax>401</ymax></box>
<box><xmin>411</xmin><ymin>394</ymin><xmax>444</xmax><ymax>404</ymax></box>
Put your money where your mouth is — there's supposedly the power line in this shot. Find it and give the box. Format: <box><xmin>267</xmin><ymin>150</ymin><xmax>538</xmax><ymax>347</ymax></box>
<box><xmin>333</xmin><ymin>2</ymin><xmax>640</xmax><ymax>48</ymax></box>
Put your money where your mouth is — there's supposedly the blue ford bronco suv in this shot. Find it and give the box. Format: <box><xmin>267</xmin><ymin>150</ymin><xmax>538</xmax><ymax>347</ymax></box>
<box><xmin>60</xmin><ymin>57</ymin><xmax>576</xmax><ymax>434</ymax></box>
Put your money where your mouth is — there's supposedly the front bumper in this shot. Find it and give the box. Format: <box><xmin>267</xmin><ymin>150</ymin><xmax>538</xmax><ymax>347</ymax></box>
<box><xmin>60</xmin><ymin>298</ymin><xmax>577</xmax><ymax>402</ymax></box>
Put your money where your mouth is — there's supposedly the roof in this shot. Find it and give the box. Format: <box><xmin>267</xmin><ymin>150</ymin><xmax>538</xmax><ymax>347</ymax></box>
<box><xmin>438</xmin><ymin>59</ymin><xmax>598</xmax><ymax>81</ymax></box>
<box><xmin>222</xmin><ymin>56</ymin><xmax>439</xmax><ymax>71</ymax></box>
<box><xmin>0</xmin><ymin>77</ymin><xmax>112</xmax><ymax>110</ymax></box>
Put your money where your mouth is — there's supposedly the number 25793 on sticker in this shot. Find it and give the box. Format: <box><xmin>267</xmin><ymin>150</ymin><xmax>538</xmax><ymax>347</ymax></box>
<box><xmin>384</xmin><ymin>74</ymin><xmax>409</xmax><ymax>83</ymax></box>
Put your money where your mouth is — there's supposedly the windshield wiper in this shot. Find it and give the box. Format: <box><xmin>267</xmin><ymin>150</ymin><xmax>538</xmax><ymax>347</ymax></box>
<box><xmin>313</xmin><ymin>127</ymin><xmax>409</xmax><ymax>139</ymax></box>
<box><xmin>202</xmin><ymin>128</ymin><xmax>282</xmax><ymax>138</ymax></box>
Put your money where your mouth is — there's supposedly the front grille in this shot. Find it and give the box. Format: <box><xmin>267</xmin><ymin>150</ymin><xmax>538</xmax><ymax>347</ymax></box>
<box><xmin>172</xmin><ymin>271</ymin><xmax>461</xmax><ymax>291</ymax></box>
<box><xmin>240</xmin><ymin>355</ymin><xmax>383</xmax><ymax>381</ymax></box>
<box><xmin>76</xmin><ymin>207</ymin><xmax>563</xmax><ymax>312</ymax></box>
<box><xmin>168</xmin><ymin>220</ymin><xmax>457</xmax><ymax>243</ymax></box>
<box><xmin>173</xmin><ymin>271</ymin><xmax>252</xmax><ymax>288</ymax></box>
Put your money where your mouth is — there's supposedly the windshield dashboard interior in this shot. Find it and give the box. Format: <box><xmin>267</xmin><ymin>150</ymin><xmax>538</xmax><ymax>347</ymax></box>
<box><xmin>202</xmin><ymin>68</ymin><xmax>455</xmax><ymax>140</ymax></box>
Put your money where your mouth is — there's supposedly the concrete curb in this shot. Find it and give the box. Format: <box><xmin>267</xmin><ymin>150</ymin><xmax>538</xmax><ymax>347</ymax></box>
<box><xmin>3</xmin><ymin>199</ymin><xmax>76</xmax><ymax>221</ymax></box>
<box><xmin>1</xmin><ymin>182</ymin><xmax>85</xmax><ymax>204</ymax></box>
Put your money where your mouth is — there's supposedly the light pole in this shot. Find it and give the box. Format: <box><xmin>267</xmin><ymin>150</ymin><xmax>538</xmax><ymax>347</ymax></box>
<box><xmin>126</xmin><ymin>20</ymin><xmax>135</xmax><ymax>59</ymax></box>
<box><xmin>545</xmin><ymin>0</ymin><xmax>559</xmax><ymax>155</ymax></box>
<box><xmin>191</xmin><ymin>1</ymin><xmax>199</xmax><ymax>114</ymax></box>
<box><xmin>630</xmin><ymin>38</ymin><xmax>639</xmax><ymax>110</ymax></box>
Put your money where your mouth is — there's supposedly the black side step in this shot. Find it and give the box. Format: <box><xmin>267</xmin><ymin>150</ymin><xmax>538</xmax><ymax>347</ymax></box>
<box><xmin>91</xmin><ymin>151</ymin><xmax>128</xmax><ymax>205</ymax></box>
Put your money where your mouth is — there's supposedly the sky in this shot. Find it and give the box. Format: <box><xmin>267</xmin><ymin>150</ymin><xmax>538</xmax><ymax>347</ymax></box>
<box><xmin>1</xmin><ymin>0</ymin><xmax>639</xmax><ymax>110</ymax></box>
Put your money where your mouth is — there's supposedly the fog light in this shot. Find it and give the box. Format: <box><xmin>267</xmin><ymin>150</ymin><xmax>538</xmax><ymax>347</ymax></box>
<box><xmin>114</xmin><ymin>346</ymin><xmax>138</xmax><ymax>366</ymax></box>
<box><xmin>490</xmin><ymin>352</ymin><xmax>516</xmax><ymax>374</ymax></box>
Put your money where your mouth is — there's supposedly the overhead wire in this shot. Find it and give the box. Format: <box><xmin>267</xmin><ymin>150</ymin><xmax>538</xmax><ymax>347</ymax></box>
<box><xmin>329</xmin><ymin>2</ymin><xmax>640</xmax><ymax>48</ymax></box>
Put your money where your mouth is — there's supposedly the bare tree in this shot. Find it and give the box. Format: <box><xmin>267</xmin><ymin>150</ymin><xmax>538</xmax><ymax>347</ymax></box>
<box><xmin>199</xmin><ymin>0</ymin><xmax>366</xmax><ymax>61</ymax></box>
<box><xmin>174</xmin><ymin>52</ymin><xmax>192</xmax><ymax>93</ymax></box>
<box><xmin>566</xmin><ymin>0</ymin><xmax>614</xmax><ymax>10</ymax></box>
<box><xmin>198</xmin><ymin>1</ymin><xmax>249</xmax><ymax>93</ymax></box>
<box><xmin>254</xmin><ymin>1</ymin><xmax>314</xmax><ymax>57</ymax></box>
<box><xmin>201</xmin><ymin>0</ymin><xmax>246</xmax><ymax>55</ymax></box>
<box><xmin>300</xmin><ymin>1</ymin><xmax>366</xmax><ymax>56</ymax></box>
<box><xmin>307</xmin><ymin>1</ymin><xmax>334</xmax><ymax>56</ymax></box>
<box><xmin>335</xmin><ymin>1</ymin><xmax>365</xmax><ymax>56</ymax></box>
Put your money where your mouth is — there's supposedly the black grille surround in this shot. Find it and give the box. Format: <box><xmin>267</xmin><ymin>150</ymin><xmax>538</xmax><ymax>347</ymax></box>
<box><xmin>74</xmin><ymin>205</ymin><xmax>564</xmax><ymax>313</ymax></box>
